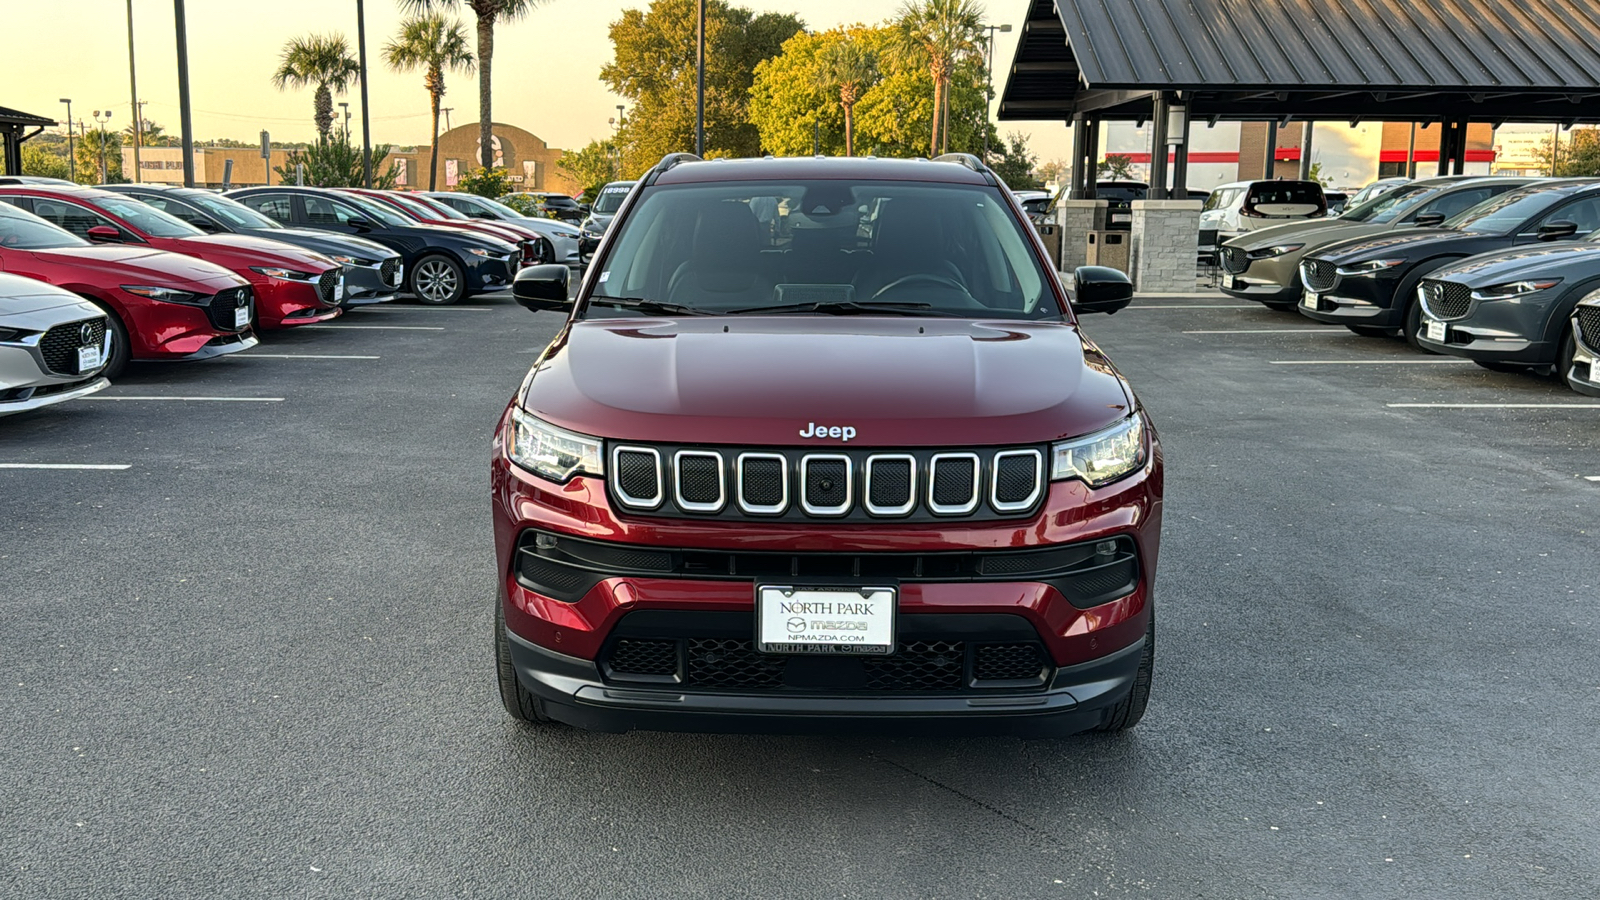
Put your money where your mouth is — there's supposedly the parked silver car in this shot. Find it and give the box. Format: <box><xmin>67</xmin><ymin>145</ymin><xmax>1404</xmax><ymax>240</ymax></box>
<box><xmin>422</xmin><ymin>192</ymin><xmax>583</xmax><ymax>267</ymax></box>
<box><xmin>0</xmin><ymin>273</ymin><xmax>111</xmax><ymax>416</ymax></box>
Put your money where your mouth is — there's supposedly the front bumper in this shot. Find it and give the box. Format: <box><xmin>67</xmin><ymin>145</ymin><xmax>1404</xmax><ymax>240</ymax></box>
<box><xmin>254</xmin><ymin>279</ymin><xmax>341</xmax><ymax>330</ymax></box>
<box><xmin>1419</xmin><ymin>291</ymin><xmax>1564</xmax><ymax>366</ymax></box>
<box><xmin>1218</xmin><ymin>253</ymin><xmax>1305</xmax><ymax>303</ymax></box>
<box><xmin>1298</xmin><ymin>272</ymin><xmax>1406</xmax><ymax>326</ymax></box>
<box><xmin>341</xmin><ymin>261</ymin><xmax>403</xmax><ymax>307</ymax></box>
<box><xmin>465</xmin><ymin>255</ymin><xmax>515</xmax><ymax>294</ymax></box>
<box><xmin>0</xmin><ymin>375</ymin><xmax>110</xmax><ymax>417</ymax></box>
<box><xmin>1569</xmin><ymin>315</ymin><xmax>1600</xmax><ymax>396</ymax></box>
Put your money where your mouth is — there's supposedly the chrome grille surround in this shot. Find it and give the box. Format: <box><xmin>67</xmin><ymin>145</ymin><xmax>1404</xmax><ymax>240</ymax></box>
<box><xmin>1576</xmin><ymin>305</ymin><xmax>1600</xmax><ymax>351</ymax></box>
<box><xmin>863</xmin><ymin>453</ymin><xmax>918</xmax><ymax>516</ymax></box>
<box><xmin>1420</xmin><ymin>279</ymin><xmax>1473</xmax><ymax>320</ymax></box>
<box><xmin>990</xmin><ymin>449</ymin><xmax>1044</xmax><ymax>513</ymax></box>
<box><xmin>1220</xmin><ymin>245</ymin><xmax>1249</xmax><ymax>274</ymax></box>
<box><xmin>927</xmin><ymin>452</ymin><xmax>982</xmax><ymax>516</ymax></box>
<box><xmin>610</xmin><ymin>445</ymin><xmax>664</xmax><ymax>510</ymax></box>
<box><xmin>799</xmin><ymin>454</ymin><xmax>853</xmax><ymax>517</ymax></box>
<box><xmin>1300</xmin><ymin>259</ymin><xmax>1339</xmax><ymax>293</ymax></box>
<box><xmin>735</xmin><ymin>452</ymin><xmax>789</xmax><ymax>515</ymax></box>
<box><xmin>672</xmin><ymin>449</ymin><xmax>726</xmax><ymax>513</ymax></box>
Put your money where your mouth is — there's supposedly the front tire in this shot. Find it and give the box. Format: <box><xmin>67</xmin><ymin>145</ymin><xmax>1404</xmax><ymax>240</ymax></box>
<box><xmin>1557</xmin><ymin>327</ymin><xmax>1580</xmax><ymax>390</ymax></box>
<box><xmin>89</xmin><ymin>302</ymin><xmax>131</xmax><ymax>380</ymax></box>
<box><xmin>1094</xmin><ymin>613</ymin><xmax>1154</xmax><ymax>733</ymax></box>
<box><xmin>409</xmin><ymin>253</ymin><xmax>466</xmax><ymax>305</ymax></box>
<box><xmin>496</xmin><ymin>599</ymin><xmax>555</xmax><ymax>726</ymax></box>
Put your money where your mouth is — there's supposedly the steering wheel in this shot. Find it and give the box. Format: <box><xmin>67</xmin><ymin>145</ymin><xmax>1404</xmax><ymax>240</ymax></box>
<box><xmin>871</xmin><ymin>272</ymin><xmax>969</xmax><ymax>301</ymax></box>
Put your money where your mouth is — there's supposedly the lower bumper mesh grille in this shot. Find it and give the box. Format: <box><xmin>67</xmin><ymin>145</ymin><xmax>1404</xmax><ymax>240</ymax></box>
<box><xmin>1576</xmin><ymin>306</ymin><xmax>1600</xmax><ymax>350</ymax></box>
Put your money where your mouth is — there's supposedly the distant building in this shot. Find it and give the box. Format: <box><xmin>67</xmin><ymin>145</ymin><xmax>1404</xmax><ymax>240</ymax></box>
<box><xmin>386</xmin><ymin>123</ymin><xmax>577</xmax><ymax>195</ymax></box>
<box><xmin>1493</xmin><ymin>130</ymin><xmax>1554</xmax><ymax>177</ymax></box>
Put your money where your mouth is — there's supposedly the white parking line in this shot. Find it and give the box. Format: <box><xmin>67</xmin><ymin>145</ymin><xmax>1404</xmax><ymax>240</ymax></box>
<box><xmin>240</xmin><ymin>354</ymin><xmax>381</xmax><ymax>360</ymax></box>
<box><xmin>1388</xmin><ymin>403</ymin><xmax>1600</xmax><ymax>409</ymax></box>
<box><xmin>357</xmin><ymin>306</ymin><xmax>493</xmax><ymax>312</ymax></box>
<box><xmin>0</xmin><ymin>463</ymin><xmax>130</xmax><ymax>470</ymax></box>
<box><xmin>1260</xmin><ymin>353</ymin><xmax>1472</xmax><ymax>360</ymax></box>
<box><xmin>302</xmin><ymin>325</ymin><xmax>445</xmax><ymax>331</ymax></box>
<box><xmin>1126</xmin><ymin>304</ymin><xmax>1260</xmax><ymax>310</ymax></box>
<box><xmin>80</xmin><ymin>395</ymin><xmax>285</xmax><ymax>402</ymax></box>
<box><xmin>1585</xmin><ymin>476</ymin><xmax>1600</xmax><ymax>482</ymax></box>
<box><xmin>1185</xmin><ymin>328</ymin><xmax>1347</xmax><ymax>334</ymax></box>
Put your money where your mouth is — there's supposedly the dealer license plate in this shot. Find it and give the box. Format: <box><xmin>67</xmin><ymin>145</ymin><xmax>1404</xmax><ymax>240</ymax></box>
<box><xmin>1426</xmin><ymin>319</ymin><xmax>1447</xmax><ymax>343</ymax></box>
<box><xmin>1302</xmin><ymin>291</ymin><xmax>1319</xmax><ymax>310</ymax></box>
<box><xmin>756</xmin><ymin>585</ymin><xmax>896</xmax><ymax>655</ymax></box>
<box><xmin>77</xmin><ymin>345</ymin><xmax>102</xmax><ymax>372</ymax></box>
<box><xmin>234</xmin><ymin>306</ymin><xmax>250</xmax><ymax>328</ymax></box>
<box><xmin>1227</xmin><ymin>276</ymin><xmax>1241</xmax><ymax>291</ymax></box>
<box><xmin>336</xmin><ymin>275</ymin><xmax>347</xmax><ymax>301</ymax></box>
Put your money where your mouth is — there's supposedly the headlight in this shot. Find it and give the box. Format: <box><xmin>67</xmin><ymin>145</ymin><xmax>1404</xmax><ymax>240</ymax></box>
<box><xmin>1050</xmin><ymin>412</ymin><xmax>1146</xmax><ymax>488</ymax></box>
<box><xmin>330</xmin><ymin>255</ymin><xmax>376</xmax><ymax>266</ymax></box>
<box><xmin>506</xmin><ymin>409</ymin><xmax>604</xmax><ymax>484</ymax></box>
<box><xmin>249</xmin><ymin>266</ymin><xmax>313</xmax><ymax>280</ymax></box>
<box><xmin>468</xmin><ymin>248</ymin><xmax>493</xmax><ymax>257</ymax></box>
<box><xmin>121</xmin><ymin>285</ymin><xmax>206</xmax><ymax>304</ymax></box>
<box><xmin>1471</xmin><ymin>278</ymin><xmax>1562</xmax><ymax>300</ymax></box>
<box><xmin>1336</xmin><ymin>258</ymin><xmax>1407</xmax><ymax>277</ymax></box>
<box><xmin>1249</xmin><ymin>243</ymin><xmax>1304</xmax><ymax>259</ymax></box>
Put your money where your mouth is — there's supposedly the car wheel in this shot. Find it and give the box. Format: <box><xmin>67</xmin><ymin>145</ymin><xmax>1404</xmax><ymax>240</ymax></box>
<box><xmin>496</xmin><ymin>598</ymin><xmax>556</xmax><ymax>726</ymax></box>
<box><xmin>89</xmin><ymin>301</ymin><xmax>131</xmax><ymax>380</ymax></box>
<box><xmin>1346</xmin><ymin>325</ymin><xmax>1399</xmax><ymax>338</ymax></box>
<box><xmin>1402</xmin><ymin>295</ymin><xmax>1442</xmax><ymax>353</ymax></box>
<box><xmin>409</xmin><ymin>254</ymin><xmax>465</xmax><ymax>305</ymax></box>
<box><xmin>1094</xmin><ymin>613</ymin><xmax>1153</xmax><ymax>733</ymax></box>
<box><xmin>1557</xmin><ymin>327</ymin><xmax>1579</xmax><ymax>389</ymax></box>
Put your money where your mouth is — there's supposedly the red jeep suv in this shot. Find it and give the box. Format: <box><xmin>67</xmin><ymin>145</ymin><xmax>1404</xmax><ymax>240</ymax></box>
<box><xmin>492</xmin><ymin>154</ymin><xmax>1160</xmax><ymax>736</ymax></box>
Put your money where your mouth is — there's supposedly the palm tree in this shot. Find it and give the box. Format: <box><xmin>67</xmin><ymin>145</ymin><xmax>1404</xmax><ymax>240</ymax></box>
<box><xmin>271</xmin><ymin>33</ymin><xmax>362</xmax><ymax>142</ymax></box>
<box><xmin>384</xmin><ymin>14</ymin><xmax>475</xmax><ymax>190</ymax></box>
<box><xmin>813</xmin><ymin>38</ymin><xmax>878</xmax><ymax>157</ymax></box>
<box><xmin>891</xmin><ymin>0</ymin><xmax>984</xmax><ymax>156</ymax></box>
<box><xmin>399</xmin><ymin>0</ymin><xmax>552</xmax><ymax>170</ymax></box>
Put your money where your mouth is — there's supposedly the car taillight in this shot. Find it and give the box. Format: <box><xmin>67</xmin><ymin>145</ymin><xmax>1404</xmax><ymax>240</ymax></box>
<box><xmin>1240</xmin><ymin>203</ymin><xmax>1266</xmax><ymax>218</ymax></box>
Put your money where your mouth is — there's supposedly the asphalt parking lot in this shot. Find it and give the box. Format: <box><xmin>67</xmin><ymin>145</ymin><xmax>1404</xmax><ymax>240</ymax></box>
<box><xmin>3</xmin><ymin>291</ymin><xmax>1597</xmax><ymax>899</ymax></box>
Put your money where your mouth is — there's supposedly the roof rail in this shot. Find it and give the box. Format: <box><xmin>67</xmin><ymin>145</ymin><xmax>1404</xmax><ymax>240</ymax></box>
<box><xmin>932</xmin><ymin>153</ymin><xmax>989</xmax><ymax>174</ymax></box>
<box><xmin>643</xmin><ymin>152</ymin><xmax>702</xmax><ymax>182</ymax></box>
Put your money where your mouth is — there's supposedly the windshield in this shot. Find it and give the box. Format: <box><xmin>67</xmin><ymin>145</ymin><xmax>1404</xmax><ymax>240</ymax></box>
<box><xmin>455</xmin><ymin>195</ymin><xmax>520</xmax><ymax>219</ymax></box>
<box><xmin>1443</xmin><ymin>188</ymin><xmax>1565</xmax><ymax>234</ymax></box>
<box><xmin>593</xmin><ymin>183</ymin><xmax>634</xmax><ymax>214</ymax></box>
<box><xmin>0</xmin><ymin>202</ymin><xmax>89</xmax><ymax>249</ymax></box>
<box><xmin>1339</xmin><ymin>183</ymin><xmax>1436</xmax><ymax>223</ymax></box>
<box><xmin>408</xmin><ymin>195</ymin><xmax>469</xmax><ymax>220</ymax></box>
<box><xmin>341</xmin><ymin>194</ymin><xmax>414</xmax><ymax>228</ymax></box>
<box><xmin>589</xmin><ymin>180</ymin><xmax>1060</xmax><ymax>320</ymax></box>
<box><xmin>98</xmin><ymin>195</ymin><xmax>202</xmax><ymax>237</ymax></box>
<box><xmin>186</xmin><ymin>193</ymin><xmax>283</xmax><ymax>229</ymax></box>
<box><xmin>389</xmin><ymin>193</ymin><xmax>448</xmax><ymax>220</ymax></box>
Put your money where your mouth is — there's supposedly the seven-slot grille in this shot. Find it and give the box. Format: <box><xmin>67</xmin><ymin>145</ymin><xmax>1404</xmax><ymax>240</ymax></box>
<box><xmin>316</xmin><ymin>269</ymin><xmax>340</xmax><ymax>304</ymax></box>
<box><xmin>1578</xmin><ymin>305</ymin><xmax>1600</xmax><ymax>351</ymax></box>
<box><xmin>205</xmin><ymin>287</ymin><xmax>252</xmax><ymax>331</ymax></box>
<box><xmin>1301</xmin><ymin>258</ymin><xmax>1339</xmax><ymax>292</ymax></box>
<box><xmin>1421</xmin><ymin>279</ymin><xmax>1472</xmax><ymax>320</ymax></box>
<box><xmin>1220</xmin><ymin>245</ymin><xmax>1249</xmax><ymax>274</ymax></box>
<box><xmin>607</xmin><ymin>444</ymin><xmax>1048</xmax><ymax>522</ymax></box>
<box><xmin>380</xmin><ymin>257</ymin><xmax>402</xmax><ymax>287</ymax></box>
<box><xmin>37</xmin><ymin>317</ymin><xmax>107</xmax><ymax>376</ymax></box>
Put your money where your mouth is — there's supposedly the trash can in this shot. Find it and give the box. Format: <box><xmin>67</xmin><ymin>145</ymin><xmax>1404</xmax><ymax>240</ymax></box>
<box><xmin>1086</xmin><ymin>231</ymin><xmax>1129</xmax><ymax>273</ymax></box>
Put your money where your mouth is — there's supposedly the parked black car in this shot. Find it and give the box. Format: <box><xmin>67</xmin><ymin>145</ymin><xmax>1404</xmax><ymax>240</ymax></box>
<box><xmin>1414</xmin><ymin>237</ymin><xmax>1600</xmax><ymax>377</ymax></box>
<box><xmin>226</xmin><ymin>186</ymin><xmax>518</xmax><ymax>304</ymax></box>
<box><xmin>1298</xmin><ymin>180</ymin><xmax>1600</xmax><ymax>346</ymax></box>
<box><xmin>577</xmin><ymin>180</ymin><xmax>637</xmax><ymax>258</ymax></box>
<box><xmin>100</xmin><ymin>184</ymin><xmax>404</xmax><ymax>307</ymax></box>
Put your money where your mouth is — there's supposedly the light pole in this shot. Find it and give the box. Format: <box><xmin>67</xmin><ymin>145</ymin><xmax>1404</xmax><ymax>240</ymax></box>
<box><xmin>174</xmin><ymin>0</ymin><xmax>196</xmax><ymax>187</ymax></box>
<box><xmin>339</xmin><ymin>102</ymin><xmax>351</xmax><ymax>140</ymax></box>
<box><xmin>126</xmin><ymin>0</ymin><xmax>142</xmax><ymax>183</ymax></box>
<box><xmin>92</xmin><ymin>110</ymin><xmax>112</xmax><ymax>183</ymax></box>
<box><xmin>695</xmin><ymin>0</ymin><xmax>705</xmax><ymax>156</ymax></box>
<box><xmin>441</xmin><ymin>108</ymin><xmax>452</xmax><ymax>132</ymax></box>
<box><xmin>355</xmin><ymin>0</ymin><xmax>373</xmax><ymax>188</ymax></box>
<box><xmin>59</xmin><ymin>99</ymin><xmax>74</xmax><ymax>181</ymax></box>
<box><xmin>982</xmin><ymin>23</ymin><xmax>1012</xmax><ymax>160</ymax></box>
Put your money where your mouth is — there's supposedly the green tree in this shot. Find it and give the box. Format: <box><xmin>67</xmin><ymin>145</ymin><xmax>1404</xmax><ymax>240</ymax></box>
<box><xmin>271</xmin><ymin>33</ymin><xmax>362</xmax><ymax>141</ymax></box>
<box><xmin>1305</xmin><ymin>161</ymin><xmax>1333</xmax><ymax>187</ymax></box>
<box><xmin>454</xmin><ymin>164</ymin><xmax>512</xmax><ymax>198</ymax></box>
<box><xmin>19</xmin><ymin>143</ymin><xmax>71</xmax><ymax>180</ymax></box>
<box><xmin>75</xmin><ymin>127</ymin><xmax>125</xmax><ymax>184</ymax></box>
<box><xmin>399</xmin><ymin>0</ymin><xmax>553</xmax><ymax>170</ymax></box>
<box><xmin>602</xmin><ymin>0</ymin><xmax>803</xmax><ymax>173</ymax></box>
<box><xmin>1097</xmin><ymin>153</ymin><xmax>1135</xmax><ymax>181</ymax></box>
<box><xmin>1036</xmin><ymin>157</ymin><xmax>1067</xmax><ymax>188</ymax></box>
<box><xmin>812</xmin><ymin>35</ymin><xmax>878</xmax><ymax>156</ymax></box>
<box><xmin>557</xmin><ymin>139</ymin><xmax>622</xmax><ymax>200</ymax></box>
<box><xmin>1545</xmin><ymin>127</ymin><xmax>1600</xmax><ymax>176</ymax></box>
<box><xmin>988</xmin><ymin>131</ymin><xmax>1039</xmax><ymax>190</ymax></box>
<box><xmin>276</xmin><ymin>133</ymin><xmax>399</xmax><ymax>188</ymax></box>
<box><xmin>889</xmin><ymin>0</ymin><xmax>984</xmax><ymax>156</ymax></box>
<box><xmin>384</xmin><ymin>13</ymin><xmax>475</xmax><ymax>191</ymax></box>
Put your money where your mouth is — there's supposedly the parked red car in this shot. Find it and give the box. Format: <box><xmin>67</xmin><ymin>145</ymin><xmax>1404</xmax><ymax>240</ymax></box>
<box><xmin>0</xmin><ymin>185</ymin><xmax>343</xmax><ymax>330</ymax></box>
<box><xmin>341</xmin><ymin>189</ymin><xmax>551</xmax><ymax>267</ymax></box>
<box><xmin>0</xmin><ymin>200</ymin><xmax>256</xmax><ymax>377</ymax></box>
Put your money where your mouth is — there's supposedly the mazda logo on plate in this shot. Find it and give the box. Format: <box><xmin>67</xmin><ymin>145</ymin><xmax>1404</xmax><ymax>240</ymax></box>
<box><xmin>786</xmin><ymin>617</ymin><xmax>807</xmax><ymax>633</ymax></box>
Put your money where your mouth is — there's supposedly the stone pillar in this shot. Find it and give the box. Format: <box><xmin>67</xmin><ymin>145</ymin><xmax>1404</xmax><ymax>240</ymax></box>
<box><xmin>1130</xmin><ymin>199</ymin><xmax>1203</xmax><ymax>293</ymax></box>
<box><xmin>1056</xmin><ymin>199</ymin><xmax>1108</xmax><ymax>274</ymax></box>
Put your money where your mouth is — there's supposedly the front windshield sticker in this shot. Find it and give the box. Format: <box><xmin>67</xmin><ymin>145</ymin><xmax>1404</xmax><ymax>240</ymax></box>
<box><xmin>597</xmin><ymin>271</ymin><xmax>610</xmax><ymax>283</ymax></box>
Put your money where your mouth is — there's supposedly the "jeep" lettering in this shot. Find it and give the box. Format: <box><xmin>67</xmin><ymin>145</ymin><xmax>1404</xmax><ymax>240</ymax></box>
<box><xmin>798</xmin><ymin>422</ymin><xmax>856</xmax><ymax>441</ymax></box>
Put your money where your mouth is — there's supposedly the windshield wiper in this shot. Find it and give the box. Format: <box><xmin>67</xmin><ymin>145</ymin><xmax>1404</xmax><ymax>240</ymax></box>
<box><xmin>586</xmin><ymin>297</ymin><xmax>706</xmax><ymax>316</ymax></box>
<box><xmin>726</xmin><ymin>300</ymin><xmax>941</xmax><ymax>316</ymax></box>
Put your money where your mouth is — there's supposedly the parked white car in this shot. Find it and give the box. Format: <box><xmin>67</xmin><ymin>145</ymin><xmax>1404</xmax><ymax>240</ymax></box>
<box><xmin>0</xmin><ymin>273</ymin><xmax>111</xmax><ymax>416</ymax></box>
<box><xmin>1199</xmin><ymin>180</ymin><xmax>1328</xmax><ymax>240</ymax></box>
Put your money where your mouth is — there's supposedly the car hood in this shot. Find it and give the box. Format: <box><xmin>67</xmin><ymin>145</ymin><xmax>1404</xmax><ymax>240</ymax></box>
<box><xmin>516</xmin><ymin>218</ymin><xmax>579</xmax><ymax>237</ymax></box>
<box><xmin>0</xmin><ymin>273</ymin><xmax>99</xmax><ymax>316</ymax></box>
<box><xmin>29</xmin><ymin>245</ymin><xmax>245</xmax><ymax>290</ymax></box>
<box><xmin>1310</xmin><ymin>228</ymin><xmax>1463</xmax><ymax>265</ymax></box>
<box><xmin>409</xmin><ymin>222</ymin><xmax>517</xmax><ymax>250</ymax></box>
<box><xmin>179</xmin><ymin>233</ymin><xmax>337</xmax><ymax>270</ymax></box>
<box><xmin>258</xmin><ymin>227</ymin><xmax>397</xmax><ymax>260</ymax></box>
<box><xmin>523</xmin><ymin>317</ymin><xmax>1134</xmax><ymax>447</ymax></box>
<box><xmin>1228</xmin><ymin>218</ymin><xmax>1388</xmax><ymax>251</ymax></box>
<box><xmin>1431</xmin><ymin>240</ymin><xmax>1600</xmax><ymax>287</ymax></box>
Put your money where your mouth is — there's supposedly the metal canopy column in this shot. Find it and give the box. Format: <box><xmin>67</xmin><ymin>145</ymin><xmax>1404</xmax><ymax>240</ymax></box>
<box><xmin>1264</xmin><ymin>120</ymin><xmax>1279</xmax><ymax>179</ymax></box>
<box><xmin>1069</xmin><ymin>113</ymin><xmax>1088</xmax><ymax>198</ymax></box>
<box><xmin>1171</xmin><ymin>104</ymin><xmax>1191</xmax><ymax>197</ymax></box>
<box><xmin>1148</xmin><ymin>93</ymin><xmax>1169</xmax><ymax>199</ymax></box>
<box><xmin>1298</xmin><ymin>122</ymin><xmax>1314</xmax><ymax>180</ymax></box>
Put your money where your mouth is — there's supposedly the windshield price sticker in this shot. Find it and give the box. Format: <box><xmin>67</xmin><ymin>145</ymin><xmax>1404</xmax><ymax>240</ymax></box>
<box><xmin>756</xmin><ymin>585</ymin><xmax>896</xmax><ymax>655</ymax></box>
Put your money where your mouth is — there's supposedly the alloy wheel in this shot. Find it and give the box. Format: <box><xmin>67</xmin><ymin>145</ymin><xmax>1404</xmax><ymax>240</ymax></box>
<box><xmin>415</xmin><ymin>259</ymin><xmax>460</xmax><ymax>304</ymax></box>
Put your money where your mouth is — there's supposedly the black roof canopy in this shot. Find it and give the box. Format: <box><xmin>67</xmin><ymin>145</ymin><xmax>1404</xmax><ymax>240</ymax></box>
<box><xmin>999</xmin><ymin>0</ymin><xmax>1600</xmax><ymax>123</ymax></box>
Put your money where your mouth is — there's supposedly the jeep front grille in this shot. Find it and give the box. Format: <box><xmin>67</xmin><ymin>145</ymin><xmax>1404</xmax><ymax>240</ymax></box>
<box><xmin>1300</xmin><ymin>258</ymin><xmax>1338</xmax><ymax>293</ymax></box>
<box><xmin>606</xmin><ymin>444</ymin><xmax>1047</xmax><ymax>522</ymax></box>
<box><xmin>1421</xmin><ymin>279</ymin><xmax>1472</xmax><ymax>320</ymax></box>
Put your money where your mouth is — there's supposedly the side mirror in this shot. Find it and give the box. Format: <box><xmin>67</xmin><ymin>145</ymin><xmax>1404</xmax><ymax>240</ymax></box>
<box><xmin>1538</xmin><ymin>221</ymin><xmax>1580</xmax><ymax>241</ymax></box>
<box><xmin>86</xmin><ymin>225</ymin><xmax>123</xmax><ymax>243</ymax></box>
<box><xmin>512</xmin><ymin>264</ymin><xmax>572</xmax><ymax>313</ymax></box>
<box><xmin>346</xmin><ymin>218</ymin><xmax>375</xmax><ymax>231</ymax></box>
<box><xmin>1071</xmin><ymin>265</ymin><xmax>1134</xmax><ymax>316</ymax></box>
<box><xmin>1412</xmin><ymin>212</ymin><xmax>1447</xmax><ymax>228</ymax></box>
